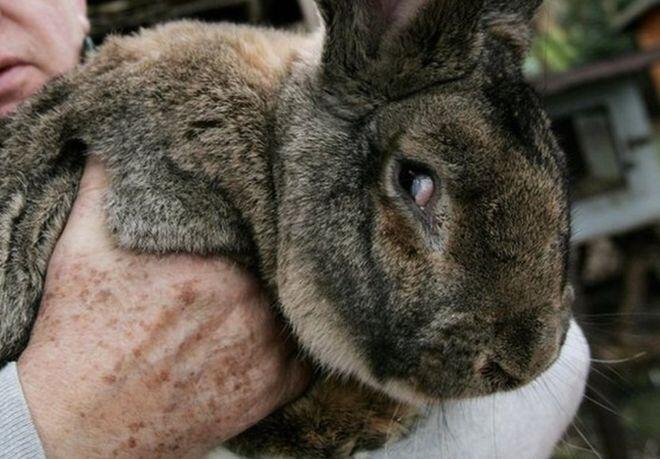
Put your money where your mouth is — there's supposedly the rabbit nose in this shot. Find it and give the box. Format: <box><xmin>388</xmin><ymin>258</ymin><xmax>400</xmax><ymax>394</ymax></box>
<box><xmin>475</xmin><ymin>340</ymin><xmax>560</xmax><ymax>389</ymax></box>
<box><xmin>490</xmin><ymin>316</ymin><xmax>564</xmax><ymax>382</ymax></box>
<box><xmin>475</xmin><ymin>359</ymin><xmax>523</xmax><ymax>390</ymax></box>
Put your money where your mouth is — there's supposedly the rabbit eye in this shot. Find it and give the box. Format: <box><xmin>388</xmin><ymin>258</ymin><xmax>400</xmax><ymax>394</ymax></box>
<box><xmin>398</xmin><ymin>164</ymin><xmax>435</xmax><ymax>209</ymax></box>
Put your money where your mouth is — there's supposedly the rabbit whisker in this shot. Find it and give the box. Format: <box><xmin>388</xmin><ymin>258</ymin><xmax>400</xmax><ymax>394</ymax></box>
<box><xmin>590</xmin><ymin>353</ymin><xmax>646</xmax><ymax>364</ymax></box>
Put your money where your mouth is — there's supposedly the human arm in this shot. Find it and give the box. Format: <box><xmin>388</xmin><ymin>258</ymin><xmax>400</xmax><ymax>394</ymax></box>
<box><xmin>14</xmin><ymin>157</ymin><xmax>309</xmax><ymax>458</ymax></box>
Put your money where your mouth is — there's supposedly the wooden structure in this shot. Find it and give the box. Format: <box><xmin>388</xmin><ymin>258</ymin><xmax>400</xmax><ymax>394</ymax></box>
<box><xmin>534</xmin><ymin>49</ymin><xmax>660</xmax><ymax>244</ymax></box>
<box><xmin>298</xmin><ymin>0</ymin><xmax>321</xmax><ymax>30</ymax></box>
<box><xmin>615</xmin><ymin>0</ymin><xmax>660</xmax><ymax>98</ymax></box>
<box><xmin>535</xmin><ymin>27</ymin><xmax>660</xmax><ymax>456</ymax></box>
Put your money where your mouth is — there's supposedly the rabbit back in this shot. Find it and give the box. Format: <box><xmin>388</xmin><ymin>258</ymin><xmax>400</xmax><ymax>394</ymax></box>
<box><xmin>0</xmin><ymin>20</ymin><xmax>306</xmax><ymax>362</ymax></box>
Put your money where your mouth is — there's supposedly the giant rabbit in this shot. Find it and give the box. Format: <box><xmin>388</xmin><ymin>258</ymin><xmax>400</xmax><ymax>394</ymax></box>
<box><xmin>0</xmin><ymin>0</ymin><xmax>573</xmax><ymax>456</ymax></box>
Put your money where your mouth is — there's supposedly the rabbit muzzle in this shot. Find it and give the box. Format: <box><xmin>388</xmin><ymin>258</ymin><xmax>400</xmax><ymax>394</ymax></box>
<box><xmin>401</xmin><ymin>283</ymin><xmax>574</xmax><ymax>402</ymax></box>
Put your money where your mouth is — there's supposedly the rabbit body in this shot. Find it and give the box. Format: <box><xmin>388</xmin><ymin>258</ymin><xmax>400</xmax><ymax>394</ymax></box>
<box><xmin>0</xmin><ymin>1</ymin><xmax>573</xmax><ymax>457</ymax></box>
<box><xmin>0</xmin><ymin>20</ymin><xmax>417</xmax><ymax>457</ymax></box>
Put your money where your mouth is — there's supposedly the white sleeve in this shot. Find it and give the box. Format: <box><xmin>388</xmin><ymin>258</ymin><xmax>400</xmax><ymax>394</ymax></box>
<box><xmin>0</xmin><ymin>362</ymin><xmax>47</xmax><ymax>459</ymax></box>
<box><xmin>367</xmin><ymin>320</ymin><xmax>590</xmax><ymax>459</ymax></box>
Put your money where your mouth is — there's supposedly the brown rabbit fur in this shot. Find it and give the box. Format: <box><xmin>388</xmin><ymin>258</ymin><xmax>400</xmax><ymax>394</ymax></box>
<box><xmin>0</xmin><ymin>0</ymin><xmax>573</xmax><ymax>457</ymax></box>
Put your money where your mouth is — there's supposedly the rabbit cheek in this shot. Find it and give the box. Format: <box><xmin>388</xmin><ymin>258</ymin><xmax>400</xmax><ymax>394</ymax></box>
<box><xmin>375</xmin><ymin>198</ymin><xmax>427</xmax><ymax>260</ymax></box>
<box><xmin>276</xmin><ymin>249</ymin><xmax>379</xmax><ymax>387</ymax></box>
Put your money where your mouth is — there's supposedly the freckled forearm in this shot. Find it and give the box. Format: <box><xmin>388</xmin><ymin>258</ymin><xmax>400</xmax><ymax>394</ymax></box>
<box><xmin>17</xmin><ymin>259</ymin><xmax>306</xmax><ymax>458</ymax></box>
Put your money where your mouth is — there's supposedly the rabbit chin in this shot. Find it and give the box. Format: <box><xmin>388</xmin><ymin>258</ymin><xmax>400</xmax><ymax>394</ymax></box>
<box><xmin>279</xmin><ymin>265</ymin><xmax>474</xmax><ymax>407</ymax></box>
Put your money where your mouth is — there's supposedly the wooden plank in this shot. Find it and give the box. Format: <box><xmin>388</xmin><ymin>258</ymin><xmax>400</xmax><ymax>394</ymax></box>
<box><xmin>298</xmin><ymin>0</ymin><xmax>320</xmax><ymax>30</ymax></box>
<box><xmin>613</xmin><ymin>0</ymin><xmax>660</xmax><ymax>31</ymax></box>
<box><xmin>637</xmin><ymin>10</ymin><xmax>660</xmax><ymax>98</ymax></box>
<box><xmin>89</xmin><ymin>0</ymin><xmax>262</xmax><ymax>35</ymax></box>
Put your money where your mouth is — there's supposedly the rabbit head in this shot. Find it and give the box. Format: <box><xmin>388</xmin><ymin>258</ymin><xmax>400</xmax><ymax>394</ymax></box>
<box><xmin>275</xmin><ymin>0</ymin><xmax>572</xmax><ymax>404</ymax></box>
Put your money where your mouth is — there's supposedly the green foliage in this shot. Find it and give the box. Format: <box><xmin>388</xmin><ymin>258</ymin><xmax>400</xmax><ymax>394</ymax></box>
<box><xmin>614</xmin><ymin>0</ymin><xmax>638</xmax><ymax>10</ymax></box>
<box><xmin>529</xmin><ymin>0</ymin><xmax>637</xmax><ymax>74</ymax></box>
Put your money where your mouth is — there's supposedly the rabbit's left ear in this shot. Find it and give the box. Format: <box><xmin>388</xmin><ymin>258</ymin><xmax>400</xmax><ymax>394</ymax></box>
<box><xmin>487</xmin><ymin>0</ymin><xmax>543</xmax><ymax>20</ymax></box>
<box><xmin>485</xmin><ymin>0</ymin><xmax>543</xmax><ymax>60</ymax></box>
<box><xmin>314</xmin><ymin>0</ymin><xmax>487</xmax><ymax>115</ymax></box>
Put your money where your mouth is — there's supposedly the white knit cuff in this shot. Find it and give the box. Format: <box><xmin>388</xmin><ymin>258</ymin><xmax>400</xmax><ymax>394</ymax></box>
<box><xmin>0</xmin><ymin>362</ymin><xmax>46</xmax><ymax>459</ymax></box>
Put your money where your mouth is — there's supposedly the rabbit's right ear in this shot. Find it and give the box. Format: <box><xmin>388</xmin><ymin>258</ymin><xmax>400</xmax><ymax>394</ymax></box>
<box><xmin>314</xmin><ymin>0</ymin><xmax>487</xmax><ymax>116</ymax></box>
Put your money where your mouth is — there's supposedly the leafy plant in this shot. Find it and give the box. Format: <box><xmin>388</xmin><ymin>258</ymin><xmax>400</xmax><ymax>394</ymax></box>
<box><xmin>529</xmin><ymin>0</ymin><xmax>637</xmax><ymax>74</ymax></box>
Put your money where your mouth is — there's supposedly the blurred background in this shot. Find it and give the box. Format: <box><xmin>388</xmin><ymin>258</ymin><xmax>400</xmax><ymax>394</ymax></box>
<box><xmin>85</xmin><ymin>1</ymin><xmax>660</xmax><ymax>458</ymax></box>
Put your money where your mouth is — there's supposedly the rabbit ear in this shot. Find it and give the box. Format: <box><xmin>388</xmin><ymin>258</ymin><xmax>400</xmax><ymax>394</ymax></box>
<box><xmin>484</xmin><ymin>0</ymin><xmax>543</xmax><ymax>59</ymax></box>
<box><xmin>314</xmin><ymin>0</ymin><xmax>487</xmax><ymax>115</ymax></box>
<box><xmin>316</xmin><ymin>0</ymin><xmax>429</xmax><ymax>30</ymax></box>
<box><xmin>487</xmin><ymin>0</ymin><xmax>543</xmax><ymax>20</ymax></box>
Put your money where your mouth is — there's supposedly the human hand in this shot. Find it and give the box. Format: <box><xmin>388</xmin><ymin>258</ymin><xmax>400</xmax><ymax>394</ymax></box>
<box><xmin>17</xmin><ymin>157</ymin><xmax>309</xmax><ymax>458</ymax></box>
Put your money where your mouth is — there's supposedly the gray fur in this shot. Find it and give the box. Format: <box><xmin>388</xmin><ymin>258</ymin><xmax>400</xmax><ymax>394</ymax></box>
<box><xmin>0</xmin><ymin>1</ymin><xmax>571</xmax><ymax>457</ymax></box>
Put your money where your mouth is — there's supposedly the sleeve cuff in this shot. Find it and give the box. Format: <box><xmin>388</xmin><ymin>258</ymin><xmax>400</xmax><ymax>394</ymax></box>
<box><xmin>0</xmin><ymin>362</ymin><xmax>46</xmax><ymax>459</ymax></box>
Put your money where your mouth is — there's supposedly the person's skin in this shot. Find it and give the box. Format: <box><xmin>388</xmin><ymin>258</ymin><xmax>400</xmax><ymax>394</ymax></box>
<box><xmin>18</xmin><ymin>158</ymin><xmax>309</xmax><ymax>457</ymax></box>
<box><xmin>0</xmin><ymin>0</ymin><xmax>89</xmax><ymax>116</ymax></box>
<box><xmin>1</xmin><ymin>1</ymin><xmax>309</xmax><ymax>456</ymax></box>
